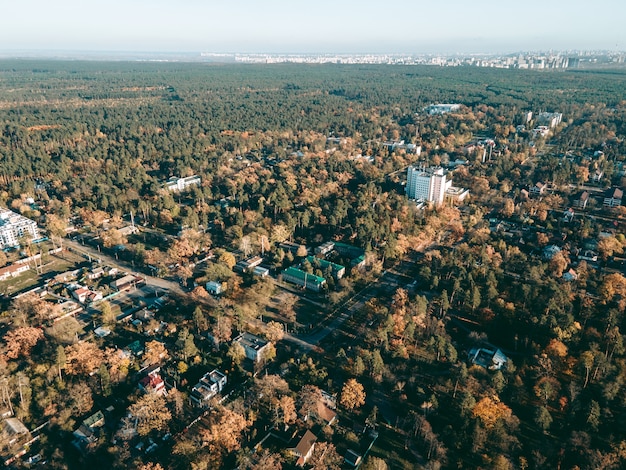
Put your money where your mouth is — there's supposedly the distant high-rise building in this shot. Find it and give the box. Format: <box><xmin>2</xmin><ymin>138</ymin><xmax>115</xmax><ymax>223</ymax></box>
<box><xmin>406</xmin><ymin>166</ymin><xmax>451</xmax><ymax>206</ymax></box>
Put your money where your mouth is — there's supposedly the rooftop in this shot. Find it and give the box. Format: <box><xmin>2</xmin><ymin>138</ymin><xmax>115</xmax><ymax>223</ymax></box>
<box><xmin>235</xmin><ymin>332</ymin><xmax>268</xmax><ymax>351</ymax></box>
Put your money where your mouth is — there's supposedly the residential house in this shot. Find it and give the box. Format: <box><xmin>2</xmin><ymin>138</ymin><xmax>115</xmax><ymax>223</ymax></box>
<box><xmin>315</xmin><ymin>401</ymin><xmax>337</xmax><ymax>426</ymax></box>
<box><xmin>94</xmin><ymin>326</ymin><xmax>112</xmax><ymax>338</ymax></box>
<box><xmin>54</xmin><ymin>269</ymin><xmax>80</xmax><ymax>284</ymax></box>
<box><xmin>543</xmin><ymin>245</ymin><xmax>561</xmax><ymax>260</ymax></box>
<box><xmin>233</xmin><ymin>332</ymin><xmax>271</xmax><ymax>363</ymax></box>
<box><xmin>519</xmin><ymin>189</ymin><xmax>530</xmax><ymax>201</ymax></box>
<box><xmin>3</xmin><ymin>418</ymin><xmax>29</xmax><ymax>446</ymax></box>
<box><xmin>70</xmin><ymin>285</ymin><xmax>103</xmax><ymax>304</ymax></box>
<box><xmin>344</xmin><ymin>449</ymin><xmax>363</xmax><ymax>467</ymax></box>
<box><xmin>206</xmin><ymin>281</ymin><xmax>224</xmax><ymax>295</ymax></box>
<box><xmin>87</xmin><ymin>266</ymin><xmax>105</xmax><ymax>280</ymax></box>
<box><xmin>574</xmin><ymin>191</ymin><xmax>590</xmax><ymax>209</ymax></box>
<box><xmin>139</xmin><ymin>367</ymin><xmax>167</xmax><ymax>396</ymax></box>
<box><xmin>468</xmin><ymin>347</ymin><xmax>508</xmax><ymax>370</ymax></box>
<box><xmin>124</xmin><ymin>340</ymin><xmax>144</xmax><ymax>358</ymax></box>
<box><xmin>291</xmin><ymin>430</ymin><xmax>317</xmax><ymax>467</ymax></box>
<box><xmin>563</xmin><ymin>269</ymin><xmax>579</xmax><ymax>282</ymax></box>
<box><xmin>530</xmin><ymin>182</ymin><xmax>547</xmax><ymax>197</ymax></box>
<box><xmin>0</xmin><ymin>263</ymin><xmax>29</xmax><ymax>282</ymax></box>
<box><xmin>604</xmin><ymin>188</ymin><xmax>623</xmax><ymax>207</ymax></box>
<box><xmin>281</xmin><ymin>267</ymin><xmax>326</xmax><ymax>292</ymax></box>
<box><xmin>190</xmin><ymin>369</ymin><xmax>228</xmax><ymax>406</ymax></box>
<box><xmin>72</xmin><ymin>411</ymin><xmax>105</xmax><ymax>451</ymax></box>
<box><xmin>563</xmin><ymin>208</ymin><xmax>575</xmax><ymax>222</ymax></box>
<box><xmin>592</xmin><ymin>169</ymin><xmax>604</xmax><ymax>183</ymax></box>
<box><xmin>578</xmin><ymin>250</ymin><xmax>598</xmax><ymax>263</ymax></box>
<box><xmin>110</xmin><ymin>273</ymin><xmax>144</xmax><ymax>291</ymax></box>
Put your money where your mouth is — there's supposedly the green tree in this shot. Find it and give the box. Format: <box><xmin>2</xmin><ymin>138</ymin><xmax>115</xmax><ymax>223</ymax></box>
<box><xmin>99</xmin><ymin>301</ymin><xmax>116</xmax><ymax>326</ymax></box>
<box><xmin>534</xmin><ymin>406</ymin><xmax>552</xmax><ymax>432</ymax></box>
<box><xmin>56</xmin><ymin>344</ymin><xmax>67</xmax><ymax>382</ymax></box>
<box><xmin>100</xmin><ymin>363</ymin><xmax>112</xmax><ymax>397</ymax></box>
<box><xmin>228</xmin><ymin>342</ymin><xmax>246</xmax><ymax>367</ymax></box>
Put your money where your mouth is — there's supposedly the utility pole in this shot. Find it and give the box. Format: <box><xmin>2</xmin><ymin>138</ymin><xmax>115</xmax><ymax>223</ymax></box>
<box><xmin>17</xmin><ymin>375</ymin><xmax>24</xmax><ymax>408</ymax></box>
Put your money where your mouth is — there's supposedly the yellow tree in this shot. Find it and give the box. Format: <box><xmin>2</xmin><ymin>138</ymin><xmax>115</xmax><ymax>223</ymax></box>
<box><xmin>139</xmin><ymin>464</ymin><xmax>164</xmax><ymax>470</ymax></box>
<box><xmin>128</xmin><ymin>394</ymin><xmax>172</xmax><ymax>436</ymax></box>
<box><xmin>276</xmin><ymin>395</ymin><xmax>297</xmax><ymax>430</ymax></box>
<box><xmin>340</xmin><ymin>378</ymin><xmax>366</xmax><ymax>411</ymax></box>
<box><xmin>471</xmin><ymin>396</ymin><xmax>512</xmax><ymax>428</ymax></box>
<box><xmin>65</xmin><ymin>342</ymin><xmax>105</xmax><ymax>376</ymax></box>
<box><xmin>104</xmin><ymin>347</ymin><xmax>130</xmax><ymax>383</ymax></box>
<box><xmin>309</xmin><ymin>442</ymin><xmax>342</xmax><ymax>470</ymax></box>
<box><xmin>3</xmin><ymin>327</ymin><xmax>44</xmax><ymax>359</ymax></box>
<box><xmin>46</xmin><ymin>213</ymin><xmax>67</xmax><ymax>249</ymax></box>
<box><xmin>264</xmin><ymin>321</ymin><xmax>285</xmax><ymax>342</ymax></box>
<box><xmin>600</xmin><ymin>273</ymin><xmax>626</xmax><ymax>309</ymax></box>
<box><xmin>201</xmin><ymin>407</ymin><xmax>250</xmax><ymax>455</ymax></box>
<box><xmin>9</xmin><ymin>293</ymin><xmax>50</xmax><ymax>326</ymax></box>
<box><xmin>597</xmin><ymin>236</ymin><xmax>624</xmax><ymax>261</ymax></box>
<box><xmin>144</xmin><ymin>340</ymin><xmax>169</xmax><ymax>365</ymax></box>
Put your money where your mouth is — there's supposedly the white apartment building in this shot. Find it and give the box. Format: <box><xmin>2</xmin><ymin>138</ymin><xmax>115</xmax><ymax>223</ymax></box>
<box><xmin>406</xmin><ymin>166</ymin><xmax>452</xmax><ymax>206</ymax></box>
<box><xmin>425</xmin><ymin>103</ymin><xmax>461</xmax><ymax>115</ymax></box>
<box><xmin>0</xmin><ymin>208</ymin><xmax>40</xmax><ymax>249</ymax></box>
<box><xmin>164</xmin><ymin>175</ymin><xmax>201</xmax><ymax>192</ymax></box>
<box><xmin>536</xmin><ymin>112</ymin><xmax>563</xmax><ymax>129</ymax></box>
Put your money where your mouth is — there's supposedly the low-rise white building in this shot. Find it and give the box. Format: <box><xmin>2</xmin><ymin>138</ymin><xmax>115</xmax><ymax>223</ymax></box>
<box><xmin>234</xmin><ymin>332</ymin><xmax>271</xmax><ymax>363</ymax></box>
<box><xmin>206</xmin><ymin>281</ymin><xmax>224</xmax><ymax>295</ymax></box>
<box><xmin>190</xmin><ymin>369</ymin><xmax>227</xmax><ymax>406</ymax></box>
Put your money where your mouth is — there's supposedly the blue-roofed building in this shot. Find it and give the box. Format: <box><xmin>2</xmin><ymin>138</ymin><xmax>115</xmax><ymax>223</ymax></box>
<box><xmin>468</xmin><ymin>347</ymin><xmax>508</xmax><ymax>370</ymax></box>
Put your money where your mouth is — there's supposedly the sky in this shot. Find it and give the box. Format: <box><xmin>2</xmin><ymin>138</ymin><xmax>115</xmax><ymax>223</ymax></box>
<box><xmin>1</xmin><ymin>0</ymin><xmax>624</xmax><ymax>55</ymax></box>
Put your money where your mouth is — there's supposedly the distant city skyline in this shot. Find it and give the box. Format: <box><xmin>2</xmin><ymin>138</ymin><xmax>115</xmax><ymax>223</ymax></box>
<box><xmin>1</xmin><ymin>0</ymin><xmax>624</xmax><ymax>56</ymax></box>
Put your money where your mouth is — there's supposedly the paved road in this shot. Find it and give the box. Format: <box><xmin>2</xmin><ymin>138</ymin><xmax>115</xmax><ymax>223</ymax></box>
<box><xmin>63</xmin><ymin>238</ymin><xmax>184</xmax><ymax>296</ymax></box>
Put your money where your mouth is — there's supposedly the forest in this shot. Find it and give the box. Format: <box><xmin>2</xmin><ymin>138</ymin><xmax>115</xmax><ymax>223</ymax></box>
<box><xmin>0</xmin><ymin>60</ymin><xmax>626</xmax><ymax>469</ymax></box>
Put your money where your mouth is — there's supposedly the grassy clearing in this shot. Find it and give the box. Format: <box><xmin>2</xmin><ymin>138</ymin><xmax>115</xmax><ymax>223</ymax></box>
<box><xmin>0</xmin><ymin>249</ymin><xmax>87</xmax><ymax>295</ymax></box>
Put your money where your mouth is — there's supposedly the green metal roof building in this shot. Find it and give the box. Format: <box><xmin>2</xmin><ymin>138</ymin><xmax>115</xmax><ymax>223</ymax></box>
<box><xmin>281</xmin><ymin>267</ymin><xmax>326</xmax><ymax>292</ymax></box>
<box><xmin>305</xmin><ymin>256</ymin><xmax>346</xmax><ymax>279</ymax></box>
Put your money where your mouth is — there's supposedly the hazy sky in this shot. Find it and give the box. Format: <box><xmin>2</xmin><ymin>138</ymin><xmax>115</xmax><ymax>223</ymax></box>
<box><xmin>1</xmin><ymin>0</ymin><xmax>624</xmax><ymax>54</ymax></box>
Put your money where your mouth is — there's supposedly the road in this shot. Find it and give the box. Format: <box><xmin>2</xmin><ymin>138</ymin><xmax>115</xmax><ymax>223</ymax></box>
<box><xmin>63</xmin><ymin>238</ymin><xmax>184</xmax><ymax>296</ymax></box>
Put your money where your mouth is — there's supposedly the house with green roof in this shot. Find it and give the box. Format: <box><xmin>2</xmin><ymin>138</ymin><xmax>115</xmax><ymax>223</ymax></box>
<box><xmin>305</xmin><ymin>256</ymin><xmax>345</xmax><ymax>279</ymax></box>
<box><xmin>281</xmin><ymin>267</ymin><xmax>326</xmax><ymax>292</ymax></box>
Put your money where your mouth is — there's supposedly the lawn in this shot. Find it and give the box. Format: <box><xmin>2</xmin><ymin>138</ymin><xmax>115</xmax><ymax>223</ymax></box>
<box><xmin>367</xmin><ymin>424</ymin><xmax>420</xmax><ymax>469</ymax></box>
<box><xmin>1</xmin><ymin>248</ymin><xmax>88</xmax><ymax>295</ymax></box>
